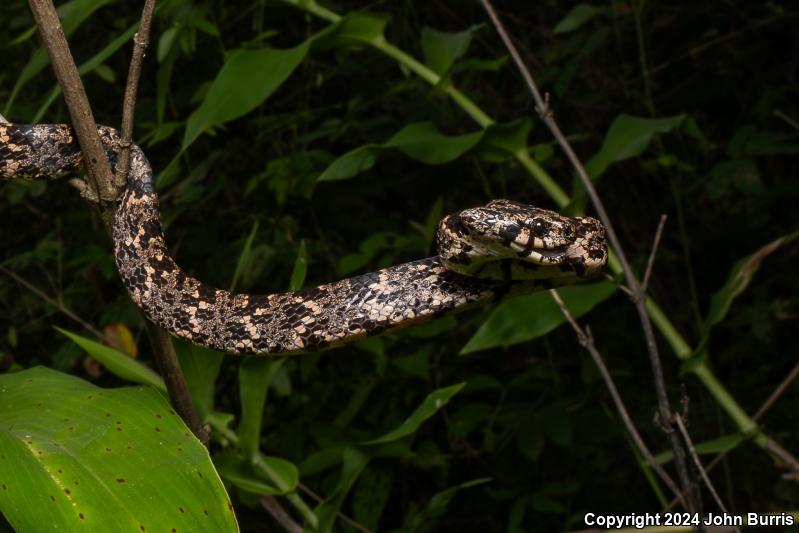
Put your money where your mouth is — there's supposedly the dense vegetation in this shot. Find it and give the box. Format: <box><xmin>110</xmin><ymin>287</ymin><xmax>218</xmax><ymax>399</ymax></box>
<box><xmin>1</xmin><ymin>1</ymin><xmax>798</xmax><ymax>531</ymax></box>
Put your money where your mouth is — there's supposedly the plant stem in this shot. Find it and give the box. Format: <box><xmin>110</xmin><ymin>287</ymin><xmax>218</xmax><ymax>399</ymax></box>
<box><xmin>207</xmin><ymin>417</ymin><xmax>320</xmax><ymax>530</ymax></box>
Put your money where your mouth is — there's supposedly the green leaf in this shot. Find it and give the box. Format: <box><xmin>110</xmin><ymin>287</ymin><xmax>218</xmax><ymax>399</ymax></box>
<box><xmin>404</xmin><ymin>478</ymin><xmax>491</xmax><ymax>533</ymax></box>
<box><xmin>318</xmin><ymin>120</ymin><xmax>529</xmax><ymax>182</ymax></box>
<box><xmin>215</xmin><ymin>450</ymin><xmax>298</xmax><ymax>496</ymax></box>
<box><xmin>230</xmin><ymin>220</ymin><xmax>259</xmax><ymax>293</ymax></box>
<box><xmin>364</xmin><ymin>383</ymin><xmax>465</xmax><ymax>444</ymax></box>
<box><xmin>289</xmin><ymin>240</ymin><xmax>308</xmax><ymax>291</ymax></box>
<box><xmin>655</xmin><ymin>433</ymin><xmax>751</xmax><ymax>464</ymax></box>
<box><xmin>314</xmin><ymin>447</ymin><xmax>370</xmax><ymax>533</ymax></box>
<box><xmin>420</xmin><ymin>25</ymin><xmax>479</xmax><ymax>77</ymax></box>
<box><xmin>696</xmin><ymin>231</ymin><xmax>799</xmax><ymax>353</ymax></box>
<box><xmin>55</xmin><ymin>327</ymin><xmax>165</xmax><ymax>393</ymax></box>
<box><xmin>553</xmin><ymin>4</ymin><xmax>604</xmax><ymax>35</ymax></box>
<box><xmin>460</xmin><ymin>282</ymin><xmax>615</xmax><ymax>354</ymax></box>
<box><xmin>5</xmin><ymin>0</ymin><xmax>116</xmax><ymax>114</ymax></box>
<box><xmin>317</xmin><ymin>145</ymin><xmax>382</xmax><ymax>182</ymax></box>
<box><xmin>475</xmin><ymin>118</ymin><xmax>534</xmax><ymax>162</ymax></box>
<box><xmin>183</xmin><ymin>43</ymin><xmax>310</xmax><ymax>149</ymax></box>
<box><xmin>386</xmin><ymin>122</ymin><xmax>484</xmax><ymax>164</ymax></box>
<box><xmin>173</xmin><ymin>340</ymin><xmax>224</xmax><ymax>420</ymax></box>
<box><xmin>584</xmin><ymin>114</ymin><xmax>686</xmax><ymax>180</ymax></box>
<box><xmin>449</xmin><ymin>402</ymin><xmax>492</xmax><ymax>437</ymax></box>
<box><xmin>352</xmin><ymin>467</ymin><xmax>393</xmax><ymax>530</ymax></box>
<box><xmin>310</xmin><ymin>12</ymin><xmax>390</xmax><ymax>50</ymax></box>
<box><xmin>157</xmin><ymin>26</ymin><xmax>179</xmax><ymax>62</ymax></box>
<box><xmin>237</xmin><ymin>358</ymin><xmax>285</xmax><ymax>460</ymax></box>
<box><xmin>0</xmin><ymin>367</ymin><xmax>237</xmax><ymax>532</ymax></box>
<box><xmin>32</xmin><ymin>22</ymin><xmax>140</xmax><ymax>123</ymax></box>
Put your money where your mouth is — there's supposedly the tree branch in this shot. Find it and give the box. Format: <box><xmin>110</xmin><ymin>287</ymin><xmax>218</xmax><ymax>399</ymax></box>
<box><xmin>28</xmin><ymin>0</ymin><xmax>206</xmax><ymax>444</ymax></box>
<box><xmin>28</xmin><ymin>0</ymin><xmax>118</xmax><ymax>215</ymax></box>
<box><xmin>549</xmin><ymin>289</ymin><xmax>685</xmax><ymax>509</ymax></box>
<box><xmin>478</xmin><ymin>0</ymin><xmax>699</xmax><ymax>512</ymax></box>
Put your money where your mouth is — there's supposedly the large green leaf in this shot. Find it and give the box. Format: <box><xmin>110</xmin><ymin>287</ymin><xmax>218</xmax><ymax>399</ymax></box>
<box><xmin>215</xmin><ymin>450</ymin><xmax>298</xmax><ymax>497</ymax></box>
<box><xmin>183</xmin><ymin>11</ymin><xmax>393</xmax><ymax>150</ymax></box>
<box><xmin>310</xmin><ymin>12</ymin><xmax>390</xmax><ymax>50</ymax></box>
<box><xmin>460</xmin><ymin>282</ymin><xmax>616</xmax><ymax>354</ymax></box>
<box><xmin>318</xmin><ymin>119</ymin><xmax>531</xmax><ymax>182</ymax></box>
<box><xmin>182</xmin><ymin>43</ymin><xmax>310</xmax><ymax>149</ymax></box>
<box><xmin>173</xmin><ymin>340</ymin><xmax>224</xmax><ymax>420</ymax></box>
<box><xmin>584</xmin><ymin>114</ymin><xmax>686</xmax><ymax>180</ymax></box>
<box><xmin>0</xmin><ymin>367</ymin><xmax>237</xmax><ymax>532</ymax></box>
<box><xmin>56</xmin><ymin>327</ymin><xmax>165</xmax><ymax>392</ymax></box>
<box><xmin>237</xmin><ymin>358</ymin><xmax>284</xmax><ymax>460</ymax></box>
<box><xmin>387</xmin><ymin>122</ymin><xmax>484</xmax><ymax>164</ymax></box>
<box><xmin>420</xmin><ymin>25</ymin><xmax>479</xmax><ymax>77</ymax></box>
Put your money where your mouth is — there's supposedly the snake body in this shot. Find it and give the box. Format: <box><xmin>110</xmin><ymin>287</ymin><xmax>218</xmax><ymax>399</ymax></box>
<box><xmin>0</xmin><ymin>124</ymin><xmax>607</xmax><ymax>355</ymax></box>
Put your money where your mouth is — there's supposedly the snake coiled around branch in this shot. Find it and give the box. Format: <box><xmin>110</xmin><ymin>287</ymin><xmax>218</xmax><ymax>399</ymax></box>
<box><xmin>0</xmin><ymin>124</ymin><xmax>607</xmax><ymax>355</ymax></box>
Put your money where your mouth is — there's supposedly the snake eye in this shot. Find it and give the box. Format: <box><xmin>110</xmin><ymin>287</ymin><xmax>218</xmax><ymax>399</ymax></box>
<box><xmin>531</xmin><ymin>219</ymin><xmax>546</xmax><ymax>235</ymax></box>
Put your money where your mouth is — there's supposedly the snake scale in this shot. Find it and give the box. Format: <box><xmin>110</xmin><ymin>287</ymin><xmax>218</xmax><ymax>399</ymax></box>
<box><xmin>0</xmin><ymin>124</ymin><xmax>608</xmax><ymax>355</ymax></box>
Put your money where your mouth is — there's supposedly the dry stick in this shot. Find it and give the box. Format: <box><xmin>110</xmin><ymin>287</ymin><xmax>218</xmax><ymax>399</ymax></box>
<box><xmin>666</xmin><ymin>360</ymin><xmax>799</xmax><ymax>509</ymax></box>
<box><xmin>0</xmin><ymin>266</ymin><xmax>106</xmax><ymax>341</ymax></box>
<box><xmin>549</xmin><ymin>289</ymin><xmax>685</xmax><ymax>508</ymax></box>
<box><xmin>27</xmin><ymin>0</ymin><xmax>206</xmax><ymax>444</ymax></box>
<box><xmin>642</xmin><ymin>215</ymin><xmax>668</xmax><ymax>293</ymax></box>
<box><xmin>674</xmin><ymin>414</ymin><xmax>741</xmax><ymax>533</ymax></box>
<box><xmin>260</xmin><ymin>496</ymin><xmax>303</xmax><ymax>533</ymax></box>
<box><xmin>478</xmin><ymin>0</ymin><xmax>698</xmax><ymax>513</ymax></box>
<box><xmin>754</xmin><ymin>361</ymin><xmax>799</xmax><ymax>420</ymax></box>
<box><xmin>116</xmin><ymin>0</ymin><xmax>155</xmax><ymax>188</ymax></box>
<box><xmin>28</xmin><ymin>0</ymin><xmax>116</xmax><ymax>217</ymax></box>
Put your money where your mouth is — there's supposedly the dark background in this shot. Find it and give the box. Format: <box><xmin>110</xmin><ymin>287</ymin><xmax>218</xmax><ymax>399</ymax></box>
<box><xmin>1</xmin><ymin>1</ymin><xmax>798</xmax><ymax>531</ymax></box>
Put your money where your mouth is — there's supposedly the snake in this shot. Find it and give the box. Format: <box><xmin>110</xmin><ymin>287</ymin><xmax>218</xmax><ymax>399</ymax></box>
<box><xmin>0</xmin><ymin>123</ymin><xmax>608</xmax><ymax>355</ymax></box>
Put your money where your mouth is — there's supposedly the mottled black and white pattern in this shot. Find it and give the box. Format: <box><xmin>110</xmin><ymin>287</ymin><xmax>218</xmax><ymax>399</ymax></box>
<box><xmin>0</xmin><ymin>124</ymin><xmax>608</xmax><ymax>355</ymax></box>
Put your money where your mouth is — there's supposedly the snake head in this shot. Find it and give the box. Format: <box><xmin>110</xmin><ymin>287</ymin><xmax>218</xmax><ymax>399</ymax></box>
<box><xmin>437</xmin><ymin>199</ymin><xmax>607</xmax><ymax>281</ymax></box>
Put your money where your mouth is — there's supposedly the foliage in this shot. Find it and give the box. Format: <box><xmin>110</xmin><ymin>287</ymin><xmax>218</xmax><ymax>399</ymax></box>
<box><xmin>1</xmin><ymin>1</ymin><xmax>799</xmax><ymax>531</ymax></box>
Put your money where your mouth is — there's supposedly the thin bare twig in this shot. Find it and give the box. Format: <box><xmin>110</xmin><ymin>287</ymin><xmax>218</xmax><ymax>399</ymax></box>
<box><xmin>28</xmin><ymin>0</ymin><xmax>206</xmax><ymax>443</ymax></box>
<box><xmin>115</xmin><ymin>0</ymin><xmax>156</xmax><ymax>189</ymax></box>
<box><xmin>642</xmin><ymin>215</ymin><xmax>668</xmax><ymax>293</ymax></box>
<box><xmin>479</xmin><ymin>0</ymin><xmax>698</xmax><ymax>512</ymax></box>
<box><xmin>0</xmin><ymin>266</ymin><xmax>106</xmax><ymax>341</ymax></box>
<box><xmin>755</xmin><ymin>361</ymin><xmax>799</xmax><ymax>420</ymax></box>
<box><xmin>549</xmin><ymin>289</ymin><xmax>685</xmax><ymax>508</ymax></box>
<box><xmin>603</xmin><ymin>273</ymin><xmax>634</xmax><ymax>298</ymax></box>
<box><xmin>117</xmin><ymin>0</ymin><xmax>206</xmax><ymax>445</ymax></box>
<box><xmin>260</xmin><ymin>496</ymin><xmax>303</xmax><ymax>533</ymax></box>
<box><xmin>674</xmin><ymin>414</ymin><xmax>740</xmax><ymax>533</ymax></box>
<box><xmin>666</xmin><ymin>359</ymin><xmax>799</xmax><ymax>509</ymax></box>
<box><xmin>774</xmin><ymin>109</ymin><xmax>799</xmax><ymax>133</ymax></box>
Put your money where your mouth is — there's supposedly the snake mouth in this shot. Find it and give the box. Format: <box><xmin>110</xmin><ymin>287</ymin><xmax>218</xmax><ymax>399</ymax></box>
<box><xmin>516</xmin><ymin>243</ymin><xmax>569</xmax><ymax>266</ymax></box>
